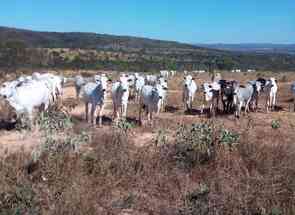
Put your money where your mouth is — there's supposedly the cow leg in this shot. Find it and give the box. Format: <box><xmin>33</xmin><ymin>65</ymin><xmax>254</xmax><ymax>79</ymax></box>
<box><xmin>116</xmin><ymin>106</ymin><xmax>120</xmax><ymax>122</ymax></box>
<box><xmin>138</xmin><ymin>104</ymin><xmax>142</xmax><ymax>125</ymax></box>
<box><xmin>90</xmin><ymin>104</ymin><xmax>97</xmax><ymax>126</ymax></box>
<box><xmin>222</xmin><ymin>100</ymin><xmax>226</xmax><ymax>113</ymax></box>
<box><xmin>239</xmin><ymin>102</ymin><xmax>243</xmax><ymax>117</ymax></box>
<box><xmin>85</xmin><ymin>102</ymin><xmax>89</xmax><ymax>123</ymax></box>
<box><xmin>201</xmin><ymin>104</ymin><xmax>205</xmax><ymax>115</ymax></box>
<box><xmin>190</xmin><ymin>95</ymin><xmax>194</xmax><ymax>110</ymax></box>
<box><xmin>210</xmin><ymin>103</ymin><xmax>213</xmax><ymax>117</ymax></box>
<box><xmin>273</xmin><ymin>93</ymin><xmax>276</xmax><ymax>111</ymax></box>
<box><xmin>245</xmin><ymin>99</ymin><xmax>251</xmax><ymax>113</ymax></box>
<box><xmin>157</xmin><ymin>102</ymin><xmax>161</xmax><ymax>115</ymax></box>
<box><xmin>256</xmin><ymin>96</ymin><xmax>259</xmax><ymax>111</ymax></box>
<box><xmin>265</xmin><ymin>96</ymin><xmax>269</xmax><ymax>113</ymax></box>
<box><xmin>76</xmin><ymin>86</ymin><xmax>80</xmax><ymax>99</ymax></box>
<box><xmin>97</xmin><ymin>106</ymin><xmax>103</xmax><ymax>127</ymax></box>
<box><xmin>122</xmin><ymin>103</ymin><xmax>127</xmax><ymax>119</ymax></box>
<box><xmin>147</xmin><ymin>111</ymin><xmax>151</xmax><ymax>122</ymax></box>
<box><xmin>112</xmin><ymin>104</ymin><xmax>117</xmax><ymax>120</ymax></box>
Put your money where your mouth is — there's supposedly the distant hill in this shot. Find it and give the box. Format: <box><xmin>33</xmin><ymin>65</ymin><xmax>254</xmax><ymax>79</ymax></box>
<box><xmin>196</xmin><ymin>43</ymin><xmax>295</xmax><ymax>55</ymax></box>
<box><xmin>0</xmin><ymin>26</ymin><xmax>209</xmax><ymax>52</ymax></box>
<box><xmin>0</xmin><ymin>26</ymin><xmax>295</xmax><ymax>72</ymax></box>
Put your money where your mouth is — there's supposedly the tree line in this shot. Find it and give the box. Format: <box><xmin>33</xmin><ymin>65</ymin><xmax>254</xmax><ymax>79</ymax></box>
<box><xmin>0</xmin><ymin>40</ymin><xmax>295</xmax><ymax>73</ymax></box>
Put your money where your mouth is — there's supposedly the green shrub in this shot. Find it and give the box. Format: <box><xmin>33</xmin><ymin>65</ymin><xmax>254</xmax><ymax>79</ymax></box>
<box><xmin>154</xmin><ymin>128</ymin><xmax>168</xmax><ymax>147</ymax></box>
<box><xmin>271</xmin><ymin>120</ymin><xmax>280</xmax><ymax>129</ymax></box>
<box><xmin>37</xmin><ymin>108</ymin><xmax>72</xmax><ymax>133</ymax></box>
<box><xmin>114</xmin><ymin>119</ymin><xmax>135</xmax><ymax>134</ymax></box>
<box><xmin>219</xmin><ymin>128</ymin><xmax>240</xmax><ymax>148</ymax></box>
<box><xmin>174</xmin><ymin>123</ymin><xmax>214</xmax><ymax>168</ymax></box>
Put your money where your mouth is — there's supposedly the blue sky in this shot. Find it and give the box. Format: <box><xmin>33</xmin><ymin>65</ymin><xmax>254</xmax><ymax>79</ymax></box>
<box><xmin>1</xmin><ymin>0</ymin><xmax>294</xmax><ymax>43</ymax></box>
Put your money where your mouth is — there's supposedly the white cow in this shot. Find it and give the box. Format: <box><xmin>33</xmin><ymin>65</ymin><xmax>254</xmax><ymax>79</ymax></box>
<box><xmin>160</xmin><ymin>70</ymin><xmax>169</xmax><ymax>79</ymax></box>
<box><xmin>201</xmin><ymin>82</ymin><xmax>221</xmax><ymax>116</ymax></box>
<box><xmin>157</xmin><ymin>77</ymin><xmax>169</xmax><ymax>112</ymax></box>
<box><xmin>233</xmin><ymin>83</ymin><xmax>254</xmax><ymax>117</ymax></box>
<box><xmin>94</xmin><ymin>74</ymin><xmax>110</xmax><ymax>99</ymax></box>
<box><xmin>112</xmin><ymin>77</ymin><xmax>130</xmax><ymax>122</ymax></box>
<box><xmin>139</xmin><ymin>84</ymin><xmax>166</xmax><ymax>124</ymax></box>
<box><xmin>74</xmin><ymin>75</ymin><xmax>86</xmax><ymax>99</ymax></box>
<box><xmin>265</xmin><ymin>78</ymin><xmax>278</xmax><ymax>112</ymax></box>
<box><xmin>169</xmin><ymin>70</ymin><xmax>177</xmax><ymax>77</ymax></box>
<box><xmin>135</xmin><ymin>76</ymin><xmax>145</xmax><ymax>101</ymax></box>
<box><xmin>145</xmin><ymin>75</ymin><xmax>158</xmax><ymax>86</ymax></box>
<box><xmin>79</xmin><ymin>78</ymin><xmax>107</xmax><ymax>126</ymax></box>
<box><xmin>2</xmin><ymin>80</ymin><xmax>52</xmax><ymax>125</ymax></box>
<box><xmin>182</xmin><ymin>75</ymin><xmax>197</xmax><ymax>111</ymax></box>
<box><xmin>0</xmin><ymin>80</ymin><xmax>23</xmax><ymax>98</ymax></box>
<box><xmin>32</xmin><ymin>72</ymin><xmax>64</xmax><ymax>103</ymax></box>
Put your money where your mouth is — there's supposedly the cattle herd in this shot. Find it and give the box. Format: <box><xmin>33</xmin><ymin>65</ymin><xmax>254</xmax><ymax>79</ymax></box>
<box><xmin>0</xmin><ymin>69</ymin><xmax>294</xmax><ymax>129</ymax></box>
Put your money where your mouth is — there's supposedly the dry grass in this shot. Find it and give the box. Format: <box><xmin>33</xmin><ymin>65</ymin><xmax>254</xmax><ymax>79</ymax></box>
<box><xmin>0</xmin><ymin>120</ymin><xmax>295</xmax><ymax>214</ymax></box>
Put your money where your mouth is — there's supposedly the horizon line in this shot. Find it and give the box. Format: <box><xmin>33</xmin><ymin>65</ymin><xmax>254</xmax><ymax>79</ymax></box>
<box><xmin>1</xmin><ymin>25</ymin><xmax>294</xmax><ymax>45</ymax></box>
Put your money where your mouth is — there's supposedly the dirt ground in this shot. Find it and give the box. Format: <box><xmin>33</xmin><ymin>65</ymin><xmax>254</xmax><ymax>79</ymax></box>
<box><xmin>1</xmin><ymin>71</ymin><xmax>295</xmax><ymax>155</ymax></box>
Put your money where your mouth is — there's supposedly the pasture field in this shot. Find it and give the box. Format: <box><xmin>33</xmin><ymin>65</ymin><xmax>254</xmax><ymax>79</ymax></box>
<box><xmin>0</xmin><ymin>70</ymin><xmax>295</xmax><ymax>214</ymax></box>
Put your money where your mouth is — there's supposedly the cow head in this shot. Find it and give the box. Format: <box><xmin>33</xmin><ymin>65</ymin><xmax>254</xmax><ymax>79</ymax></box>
<box><xmin>152</xmin><ymin>84</ymin><xmax>165</xmax><ymax>100</ymax></box>
<box><xmin>0</xmin><ymin>81</ymin><xmax>18</xmax><ymax>99</ymax></box>
<box><xmin>119</xmin><ymin>77</ymin><xmax>130</xmax><ymax>93</ymax></box>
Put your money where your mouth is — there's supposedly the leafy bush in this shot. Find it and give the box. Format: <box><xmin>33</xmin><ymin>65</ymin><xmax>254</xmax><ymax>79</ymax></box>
<box><xmin>174</xmin><ymin>123</ymin><xmax>214</xmax><ymax>168</ymax></box>
<box><xmin>271</xmin><ymin>120</ymin><xmax>280</xmax><ymax>129</ymax></box>
<box><xmin>219</xmin><ymin>128</ymin><xmax>239</xmax><ymax>148</ymax></box>
<box><xmin>174</xmin><ymin>123</ymin><xmax>240</xmax><ymax>169</ymax></box>
<box><xmin>154</xmin><ymin>128</ymin><xmax>168</xmax><ymax>147</ymax></box>
<box><xmin>37</xmin><ymin>108</ymin><xmax>72</xmax><ymax>133</ymax></box>
<box><xmin>114</xmin><ymin>119</ymin><xmax>135</xmax><ymax>134</ymax></box>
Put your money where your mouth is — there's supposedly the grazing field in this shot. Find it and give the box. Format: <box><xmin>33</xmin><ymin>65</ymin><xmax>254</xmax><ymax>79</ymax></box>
<box><xmin>0</xmin><ymin>70</ymin><xmax>295</xmax><ymax>214</ymax></box>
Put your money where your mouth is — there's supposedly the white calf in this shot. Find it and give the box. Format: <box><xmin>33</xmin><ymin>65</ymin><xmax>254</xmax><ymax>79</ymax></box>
<box><xmin>145</xmin><ymin>75</ymin><xmax>158</xmax><ymax>86</ymax></box>
<box><xmin>201</xmin><ymin>82</ymin><xmax>221</xmax><ymax>116</ymax></box>
<box><xmin>135</xmin><ymin>76</ymin><xmax>145</xmax><ymax>101</ymax></box>
<box><xmin>265</xmin><ymin>78</ymin><xmax>278</xmax><ymax>112</ymax></box>
<box><xmin>79</xmin><ymin>79</ymin><xmax>107</xmax><ymax>126</ymax></box>
<box><xmin>158</xmin><ymin>77</ymin><xmax>169</xmax><ymax>112</ymax></box>
<box><xmin>182</xmin><ymin>76</ymin><xmax>197</xmax><ymax>111</ymax></box>
<box><xmin>3</xmin><ymin>80</ymin><xmax>51</xmax><ymax>124</ymax></box>
<box><xmin>139</xmin><ymin>84</ymin><xmax>165</xmax><ymax>124</ymax></box>
<box><xmin>160</xmin><ymin>70</ymin><xmax>169</xmax><ymax>79</ymax></box>
<box><xmin>112</xmin><ymin>77</ymin><xmax>130</xmax><ymax>122</ymax></box>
